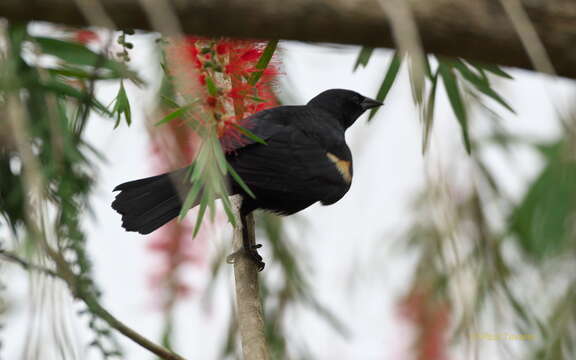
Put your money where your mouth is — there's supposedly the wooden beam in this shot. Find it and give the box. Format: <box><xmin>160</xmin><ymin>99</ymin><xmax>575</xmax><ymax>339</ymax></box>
<box><xmin>2</xmin><ymin>0</ymin><xmax>576</xmax><ymax>78</ymax></box>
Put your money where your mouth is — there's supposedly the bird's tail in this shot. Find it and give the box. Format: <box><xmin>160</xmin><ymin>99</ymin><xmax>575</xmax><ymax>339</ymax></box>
<box><xmin>111</xmin><ymin>168</ymin><xmax>190</xmax><ymax>234</ymax></box>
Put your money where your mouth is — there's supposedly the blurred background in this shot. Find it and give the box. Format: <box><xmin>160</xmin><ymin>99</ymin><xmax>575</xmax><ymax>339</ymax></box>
<box><xmin>1</xmin><ymin>21</ymin><xmax>576</xmax><ymax>360</ymax></box>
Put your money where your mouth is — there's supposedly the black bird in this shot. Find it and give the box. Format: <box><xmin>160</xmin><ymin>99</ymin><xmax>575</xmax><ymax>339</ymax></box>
<box><xmin>112</xmin><ymin>89</ymin><xmax>382</xmax><ymax>269</ymax></box>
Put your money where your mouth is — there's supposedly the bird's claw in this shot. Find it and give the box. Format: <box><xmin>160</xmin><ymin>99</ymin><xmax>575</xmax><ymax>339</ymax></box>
<box><xmin>227</xmin><ymin>244</ymin><xmax>265</xmax><ymax>271</ymax></box>
<box><xmin>247</xmin><ymin>244</ymin><xmax>265</xmax><ymax>271</ymax></box>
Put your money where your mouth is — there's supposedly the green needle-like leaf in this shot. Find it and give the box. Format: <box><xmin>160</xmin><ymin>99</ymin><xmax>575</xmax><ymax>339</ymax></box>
<box><xmin>41</xmin><ymin>80</ymin><xmax>111</xmax><ymax>115</ymax></box>
<box><xmin>192</xmin><ymin>199</ymin><xmax>209</xmax><ymax>237</ymax></box>
<box><xmin>369</xmin><ymin>53</ymin><xmax>402</xmax><ymax>120</ymax></box>
<box><xmin>232</xmin><ymin>123</ymin><xmax>267</xmax><ymax>145</ymax></box>
<box><xmin>353</xmin><ymin>47</ymin><xmax>374</xmax><ymax>72</ymax></box>
<box><xmin>248</xmin><ymin>40</ymin><xmax>278</xmax><ymax>86</ymax></box>
<box><xmin>36</xmin><ymin>36</ymin><xmax>108</xmax><ymax>67</ymax></box>
<box><xmin>469</xmin><ymin>61</ymin><xmax>514</xmax><ymax>79</ymax></box>
<box><xmin>111</xmin><ymin>81</ymin><xmax>131</xmax><ymax>128</ymax></box>
<box><xmin>160</xmin><ymin>95</ymin><xmax>181</xmax><ymax>109</ymax></box>
<box><xmin>219</xmin><ymin>190</ymin><xmax>236</xmax><ymax>226</ymax></box>
<box><xmin>226</xmin><ymin>161</ymin><xmax>255</xmax><ymax>198</ymax></box>
<box><xmin>155</xmin><ymin>105</ymin><xmax>190</xmax><ymax>126</ymax></box>
<box><xmin>439</xmin><ymin>62</ymin><xmax>471</xmax><ymax>153</ymax></box>
<box><xmin>48</xmin><ymin>66</ymin><xmax>119</xmax><ymax>80</ymax></box>
<box><xmin>205</xmin><ymin>76</ymin><xmax>218</xmax><ymax>96</ymax></box>
<box><xmin>453</xmin><ymin>60</ymin><xmax>515</xmax><ymax>113</ymax></box>
<box><xmin>35</xmin><ymin>36</ymin><xmax>143</xmax><ymax>85</ymax></box>
<box><xmin>180</xmin><ymin>180</ymin><xmax>203</xmax><ymax>221</ymax></box>
<box><xmin>422</xmin><ymin>71</ymin><xmax>439</xmax><ymax>154</ymax></box>
<box><xmin>211</xmin><ymin>136</ymin><xmax>228</xmax><ymax>174</ymax></box>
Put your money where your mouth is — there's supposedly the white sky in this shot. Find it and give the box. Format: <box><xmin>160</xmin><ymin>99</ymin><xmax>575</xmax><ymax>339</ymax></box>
<box><xmin>2</xmin><ymin>36</ymin><xmax>575</xmax><ymax>360</ymax></box>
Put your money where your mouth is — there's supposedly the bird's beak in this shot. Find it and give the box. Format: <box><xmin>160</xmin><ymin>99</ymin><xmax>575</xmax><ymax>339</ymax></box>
<box><xmin>360</xmin><ymin>97</ymin><xmax>383</xmax><ymax>110</ymax></box>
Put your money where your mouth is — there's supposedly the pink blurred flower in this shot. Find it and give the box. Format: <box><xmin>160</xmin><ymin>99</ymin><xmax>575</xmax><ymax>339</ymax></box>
<box><xmin>398</xmin><ymin>283</ymin><xmax>452</xmax><ymax>360</ymax></box>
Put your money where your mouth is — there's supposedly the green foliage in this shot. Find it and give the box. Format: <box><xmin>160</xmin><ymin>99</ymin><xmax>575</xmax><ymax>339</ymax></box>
<box><xmin>34</xmin><ymin>36</ymin><xmax>141</xmax><ymax>84</ymax></box>
<box><xmin>354</xmin><ymin>48</ymin><xmax>514</xmax><ymax>153</ymax></box>
<box><xmin>401</xmin><ymin>81</ymin><xmax>576</xmax><ymax>359</ymax></box>
<box><xmin>510</xmin><ymin>141</ymin><xmax>576</xmax><ymax>260</ymax></box>
<box><xmin>0</xmin><ymin>23</ymin><xmax>144</xmax><ymax>359</ymax></box>
<box><xmin>452</xmin><ymin>59</ymin><xmax>514</xmax><ymax>113</ymax></box>
<box><xmin>111</xmin><ymin>81</ymin><xmax>131</xmax><ymax>128</ymax></box>
<box><xmin>177</xmin><ymin>133</ymin><xmax>240</xmax><ymax>236</ymax></box>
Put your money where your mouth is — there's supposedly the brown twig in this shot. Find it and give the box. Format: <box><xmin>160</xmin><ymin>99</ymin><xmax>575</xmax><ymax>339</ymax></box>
<box><xmin>229</xmin><ymin>196</ymin><xmax>269</xmax><ymax>360</ymax></box>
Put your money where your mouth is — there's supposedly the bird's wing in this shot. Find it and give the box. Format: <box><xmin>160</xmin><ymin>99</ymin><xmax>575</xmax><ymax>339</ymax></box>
<box><xmin>227</xmin><ymin>115</ymin><xmax>351</xmax><ymax>203</ymax></box>
<box><xmin>220</xmin><ymin>106</ymin><xmax>299</xmax><ymax>153</ymax></box>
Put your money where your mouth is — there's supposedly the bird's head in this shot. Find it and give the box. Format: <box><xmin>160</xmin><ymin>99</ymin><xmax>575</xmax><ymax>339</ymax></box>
<box><xmin>307</xmin><ymin>89</ymin><xmax>383</xmax><ymax>129</ymax></box>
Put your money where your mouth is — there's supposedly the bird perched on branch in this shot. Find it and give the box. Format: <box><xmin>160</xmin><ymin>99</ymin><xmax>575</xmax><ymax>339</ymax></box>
<box><xmin>112</xmin><ymin>89</ymin><xmax>382</xmax><ymax>270</ymax></box>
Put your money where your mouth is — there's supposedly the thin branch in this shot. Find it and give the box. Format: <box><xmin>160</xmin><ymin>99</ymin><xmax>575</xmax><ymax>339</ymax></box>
<box><xmin>137</xmin><ymin>0</ymin><xmax>182</xmax><ymax>37</ymax></box>
<box><xmin>0</xmin><ymin>248</ymin><xmax>188</xmax><ymax>360</ymax></box>
<box><xmin>79</xmin><ymin>292</ymin><xmax>187</xmax><ymax>360</ymax></box>
<box><xmin>230</xmin><ymin>196</ymin><xmax>269</xmax><ymax>360</ymax></box>
<box><xmin>379</xmin><ymin>0</ymin><xmax>426</xmax><ymax>104</ymax></box>
<box><xmin>72</xmin><ymin>0</ymin><xmax>115</xmax><ymax>29</ymax></box>
<box><xmin>499</xmin><ymin>0</ymin><xmax>556</xmax><ymax>75</ymax></box>
<box><xmin>0</xmin><ymin>249</ymin><xmax>60</xmax><ymax>278</ymax></box>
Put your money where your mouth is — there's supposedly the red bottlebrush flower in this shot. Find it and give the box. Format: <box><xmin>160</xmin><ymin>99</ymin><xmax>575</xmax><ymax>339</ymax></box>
<box><xmin>175</xmin><ymin>38</ymin><xmax>279</xmax><ymax>127</ymax></box>
<box><xmin>206</xmin><ymin>96</ymin><xmax>217</xmax><ymax>108</ymax></box>
<box><xmin>73</xmin><ymin>30</ymin><xmax>99</xmax><ymax>44</ymax></box>
<box><xmin>223</xmin><ymin>63</ymin><xmax>235</xmax><ymax>75</ymax></box>
<box><xmin>147</xmin><ymin>37</ymin><xmax>279</xmax><ymax>313</ymax></box>
<box><xmin>216</xmin><ymin>42</ymin><xmax>230</xmax><ymax>55</ymax></box>
<box><xmin>241</xmin><ymin>49</ymin><xmax>262</xmax><ymax>61</ymax></box>
<box><xmin>228</xmin><ymin>82</ymin><xmax>251</xmax><ymax>100</ymax></box>
<box><xmin>184</xmin><ymin>39</ymin><xmax>202</xmax><ymax>68</ymax></box>
<box><xmin>261</xmin><ymin>67</ymin><xmax>281</xmax><ymax>77</ymax></box>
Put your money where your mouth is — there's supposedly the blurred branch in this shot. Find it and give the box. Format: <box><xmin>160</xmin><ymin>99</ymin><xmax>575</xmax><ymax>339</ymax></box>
<box><xmin>0</xmin><ymin>248</ymin><xmax>188</xmax><ymax>360</ymax></box>
<box><xmin>0</xmin><ymin>249</ymin><xmax>59</xmax><ymax>278</ymax></box>
<box><xmin>72</xmin><ymin>0</ymin><xmax>115</xmax><ymax>29</ymax></box>
<box><xmin>2</xmin><ymin>0</ymin><xmax>576</xmax><ymax>78</ymax></box>
<box><xmin>229</xmin><ymin>196</ymin><xmax>270</xmax><ymax>360</ymax></box>
<box><xmin>499</xmin><ymin>0</ymin><xmax>556</xmax><ymax>75</ymax></box>
<box><xmin>378</xmin><ymin>0</ymin><xmax>425</xmax><ymax>103</ymax></box>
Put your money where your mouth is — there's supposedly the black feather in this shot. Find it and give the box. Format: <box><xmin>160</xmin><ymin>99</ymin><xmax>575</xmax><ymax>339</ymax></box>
<box><xmin>112</xmin><ymin>168</ymin><xmax>190</xmax><ymax>234</ymax></box>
